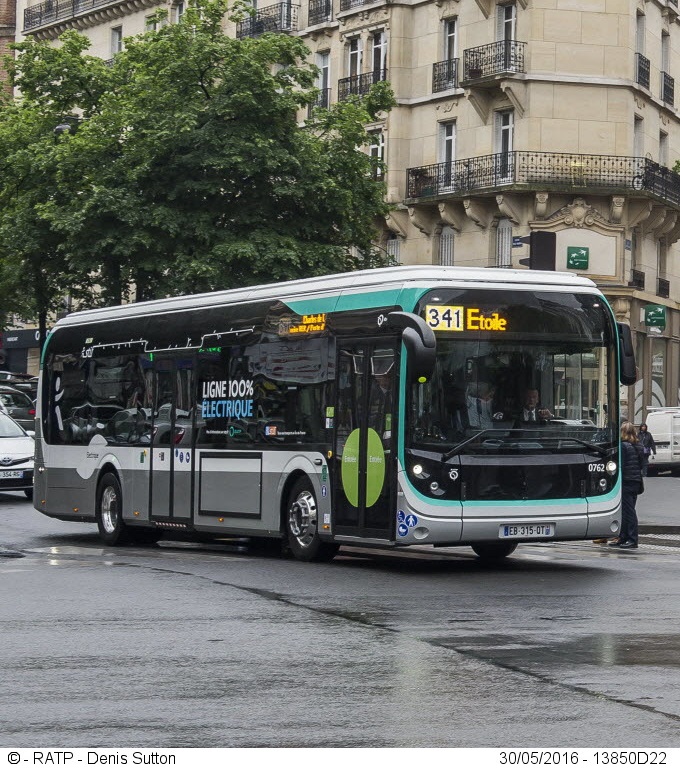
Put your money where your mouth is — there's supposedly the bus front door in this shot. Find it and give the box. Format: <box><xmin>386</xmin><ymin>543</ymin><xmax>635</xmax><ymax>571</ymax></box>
<box><xmin>332</xmin><ymin>341</ymin><xmax>398</xmax><ymax>541</ymax></box>
<box><xmin>150</xmin><ymin>357</ymin><xmax>194</xmax><ymax>527</ymax></box>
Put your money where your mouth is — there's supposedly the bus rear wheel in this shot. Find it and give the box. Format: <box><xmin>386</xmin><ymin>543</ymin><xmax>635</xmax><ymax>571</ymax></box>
<box><xmin>96</xmin><ymin>472</ymin><xmax>130</xmax><ymax>546</ymax></box>
<box><xmin>470</xmin><ymin>541</ymin><xmax>517</xmax><ymax>561</ymax></box>
<box><xmin>285</xmin><ymin>476</ymin><xmax>338</xmax><ymax>563</ymax></box>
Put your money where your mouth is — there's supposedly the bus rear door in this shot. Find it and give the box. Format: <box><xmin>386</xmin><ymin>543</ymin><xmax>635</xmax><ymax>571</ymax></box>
<box><xmin>332</xmin><ymin>340</ymin><xmax>398</xmax><ymax>541</ymax></box>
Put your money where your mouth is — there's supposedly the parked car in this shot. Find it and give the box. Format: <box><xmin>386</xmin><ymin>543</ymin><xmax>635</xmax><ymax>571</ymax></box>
<box><xmin>0</xmin><ymin>386</ymin><xmax>36</xmax><ymax>432</ymax></box>
<box><xmin>0</xmin><ymin>411</ymin><xmax>34</xmax><ymax>499</ymax></box>
<box><xmin>0</xmin><ymin>372</ymin><xmax>38</xmax><ymax>400</ymax></box>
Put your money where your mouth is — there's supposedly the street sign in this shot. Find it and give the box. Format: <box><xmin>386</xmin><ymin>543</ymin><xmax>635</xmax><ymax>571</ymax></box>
<box><xmin>567</xmin><ymin>246</ymin><xmax>589</xmax><ymax>270</ymax></box>
<box><xmin>645</xmin><ymin>304</ymin><xmax>667</xmax><ymax>329</ymax></box>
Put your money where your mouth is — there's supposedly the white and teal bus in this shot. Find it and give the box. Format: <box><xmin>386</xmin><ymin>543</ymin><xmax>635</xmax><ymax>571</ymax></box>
<box><xmin>35</xmin><ymin>266</ymin><xmax>636</xmax><ymax>561</ymax></box>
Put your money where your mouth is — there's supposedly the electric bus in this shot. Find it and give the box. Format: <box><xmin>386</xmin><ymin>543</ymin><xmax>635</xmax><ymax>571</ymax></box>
<box><xmin>35</xmin><ymin>266</ymin><xmax>636</xmax><ymax>561</ymax></box>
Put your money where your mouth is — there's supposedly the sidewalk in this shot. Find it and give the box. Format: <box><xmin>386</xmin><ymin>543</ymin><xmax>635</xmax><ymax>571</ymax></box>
<box><xmin>639</xmin><ymin>474</ymin><xmax>680</xmax><ymax>534</ymax></box>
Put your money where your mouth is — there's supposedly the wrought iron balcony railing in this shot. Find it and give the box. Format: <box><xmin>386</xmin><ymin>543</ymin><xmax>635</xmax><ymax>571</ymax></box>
<box><xmin>307</xmin><ymin>0</ymin><xmax>332</xmax><ymax>25</ymax></box>
<box><xmin>636</xmin><ymin>53</ymin><xmax>650</xmax><ymax>89</ymax></box>
<box><xmin>657</xmin><ymin>277</ymin><xmax>670</xmax><ymax>298</ymax></box>
<box><xmin>406</xmin><ymin>152</ymin><xmax>680</xmax><ymax>208</ymax></box>
<box><xmin>236</xmin><ymin>2</ymin><xmax>299</xmax><ymax>38</ymax></box>
<box><xmin>339</xmin><ymin>0</ymin><xmax>375</xmax><ymax>10</ymax></box>
<box><xmin>432</xmin><ymin>59</ymin><xmax>459</xmax><ymax>92</ymax></box>
<box><xmin>662</xmin><ymin>71</ymin><xmax>675</xmax><ymax>105</ymax></box>
<box><xmin>307</xmin><ymin>88</ymin><xmax>331</xmax><ymax>117</ymax></box>
<box><xmin>24</xmin><ymin>0</ymin><xmax>120</xmax><ymax>31</ymax></box>
<box><xmin>338</xmin><ymin>69</ymin><xmax>388</xmax><ymax>100</ymax></box>
<box><xmin>629</xmin><ymin>270</ymin><xmax>645</xmax><ymax>290</ymax></box>
<box><xmin>462</xmin><ymin>40</ymin><xmax>526</xmax><ymax>81</ymax></box>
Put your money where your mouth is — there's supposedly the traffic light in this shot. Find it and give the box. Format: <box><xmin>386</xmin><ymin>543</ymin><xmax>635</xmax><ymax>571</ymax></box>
<box><xmin>528</xmin><ymin>231</ymin><xmax>556</xmax><ymax>271</ymax></box>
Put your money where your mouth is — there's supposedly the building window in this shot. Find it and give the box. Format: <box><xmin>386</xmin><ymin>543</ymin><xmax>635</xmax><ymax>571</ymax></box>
<box><xmin>660</xmin><ymin>131</ymin><xmax>669</xmax><ymax>168</ymax></box>
<box><xmin>369</xmin><ymin>131</ymin><xmax>385</xmax><ymax>180</ymax></box>
<box><xmin>110</xmin><ymin>26</ymin><xmax>123</xmax><ymax>56</ymax></box>
<box><xmin>439</xmin><ymin>121</ymin><xmax>456</xmax><ymax>189</ymax></box>
<box><xmin>444</xmin><ymin>18</ymin><xmax>457</xmax><ymax>60</ymax></box>
<box><xmin>439</xmin><ymin>226</ymin><xmax>455</xmax><ymax>266</ymax></box>
<box><xmin>371</xmin><ymin>30</ymin><xmax>387</xmax><ymax>74</ymax></box>
<box><xmin>496</xmin><ymin>3</ymin><xmax>516</xmax><ymax>41</ymax></box>
<box><xmin>316</xmin><ymin>51</ymin><xmax>330</xmax><ymax>108</ymax></box>
<box><xmin>386</xmin><ymin>232</ymin><xmax>401</xmax><ymax>264</ymax></box>
<box><xmin>348</xmin><ymin>38</ymin><xmax>363</xmax><ymax>77</ymax></box>
<box><xmin>496</xmin><ymin>218</ymin><xmax>512</xmax><ymax>268</ymax></box>
<box><xmin>494</xmin><ymin>110</ymin><xmax>514</xmax><ymax>181</ymax></box>
<box><xmin>634</xmin><ymin>115</ymin><xmax>644</xmax><ymax>158</ymax></box>
<box><xmin>173</xmin><ymin>2</ymin><xmax>185</xmax><ymax>23</ymax></box>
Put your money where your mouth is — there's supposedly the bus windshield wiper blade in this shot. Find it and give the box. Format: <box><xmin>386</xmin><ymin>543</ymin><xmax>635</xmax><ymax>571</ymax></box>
<box><xmin>442</xmin><ymin>431</ymin><xmax>489</xmax><ymax>461</ymax></box>
<box><xmin>553</xmin><ymin>436</ymin><xmax>610</xmax><ymax>454</ymax></box>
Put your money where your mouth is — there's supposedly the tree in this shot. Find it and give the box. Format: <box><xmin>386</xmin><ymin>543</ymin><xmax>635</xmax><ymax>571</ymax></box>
<box><xmin>0</xmin><ymin>0</ymin><xmax>395</xmax><ymax>331</ymax></box>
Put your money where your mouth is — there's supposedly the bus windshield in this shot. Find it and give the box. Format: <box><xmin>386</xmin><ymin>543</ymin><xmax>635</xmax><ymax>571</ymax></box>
<box><xmin>408</xmin><ymin>290</ymin><xmax>618</xmax><ymax>457</ymax></box>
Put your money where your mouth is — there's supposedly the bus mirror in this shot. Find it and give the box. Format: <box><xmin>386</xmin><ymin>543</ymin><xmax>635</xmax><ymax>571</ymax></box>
<box><xmin>386</xmin><ymin>311</ymin><xmax>436</xmax><ymax>382</ymax></box>
<box><xmin>617</xmin><ymin>322</ymin><xmax>637</xmax><ymax>386</ymax></box>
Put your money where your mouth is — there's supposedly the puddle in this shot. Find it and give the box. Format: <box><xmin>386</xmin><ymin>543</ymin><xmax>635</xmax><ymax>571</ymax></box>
<box><xmin>452</xmin><ymin>633</ymin><xmax>680</xmax><ymax>669</ymax></box>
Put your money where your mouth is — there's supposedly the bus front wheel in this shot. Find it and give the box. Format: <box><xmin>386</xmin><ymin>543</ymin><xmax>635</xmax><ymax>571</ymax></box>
<box><xmin>470</xmin><ymin>541</ymin><xmax>517</xmax><ymax>561</ymax></box>
<box><xmin>96</xmin><ymin>472</ymin><xmax>130</xmax><ymax>546</ymax></box>
<box><xmin>285</xmin><ymin>476</ymin><xmax>338</xmax><ymax>563</ymax></box>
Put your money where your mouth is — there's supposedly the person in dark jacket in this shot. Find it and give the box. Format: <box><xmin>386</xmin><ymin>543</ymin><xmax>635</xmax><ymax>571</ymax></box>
<box><xmin>611</xmin><ymin>421</ymin><xmax>644</xmax><ymax>550</ymax></box>
<box><xmin>637</xmin><ymin>423</ymin><xmax>656</xmax><ymax>477</ymax></box>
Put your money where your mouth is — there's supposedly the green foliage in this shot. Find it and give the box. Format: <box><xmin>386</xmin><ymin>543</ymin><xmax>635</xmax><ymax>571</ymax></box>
<box><xmin>0</xmin><ymin>0</ymin><xmax>395</xmax><ymax>329</ymax></box>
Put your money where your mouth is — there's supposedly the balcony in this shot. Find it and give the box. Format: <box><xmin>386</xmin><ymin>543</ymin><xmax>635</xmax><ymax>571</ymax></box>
<box><xmin>662</xmin><ymin>71</ymin><xmax>675</xmax><ymax>105</ymax></box>
<box><xmin>657</xmin><ymin>277</ymin><xmax>670</xmax><ymax>298</ymax></box>
<box><xmin>629</xmin><ymin>270</ymin><xmax>645</xmax><ymax>290</ymax></box>
<box><xmin>461</xmin><ymin>40</ymin><xmax>526</xmax><ymax>83</ymax></box>
<box><xmin>339</xmin><ymin>0</ymin><xmax>376</xmax><ymax>10</ymax></box>
<box><xmin>338</xmin><ymin>69</ymin><xmax>388</xmax><ymax>100</ymax></box>
<box><xmin>236</xmin><ymin>3</ymin><xmax>299</xmax><ymax>38</ymax></box>
<box><xmin>636</xmin><ymin>53</ymin><xmax>650</xmax><ymax>89</ymax></box>
<box><xmin>24</xmin><ymin>0</ymin><xmax>133</xmax><ymax>31</ymax></box>
<box><xmin>405</xmin><ymin>152</ymin><xmax>680</xmax><ymax>209</ymax></box>
<box><xmin>307</xmin><ymin>0</ymin><xmax>332</xmax><ymax>25</ymax></box>
<box><xmin>307</xmin><ymin>88</ymin><xmax>331</xmax><ymax>117</ymax></box>
<box><xmin>432</xmin><ymin>59</ymin><xmax>459</xmax><ymax>93</ymax></box>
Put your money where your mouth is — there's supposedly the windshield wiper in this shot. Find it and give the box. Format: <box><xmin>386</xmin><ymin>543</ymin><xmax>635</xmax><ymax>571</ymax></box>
<box><xmin>442</xmin><ymin>431</ymin><xmax>490</xmax><ymax>461</ymax></box>
<box><xmin>548</xmin><ymin>436</ymin><xmax>611</xmax><ymax>454</ymax></box>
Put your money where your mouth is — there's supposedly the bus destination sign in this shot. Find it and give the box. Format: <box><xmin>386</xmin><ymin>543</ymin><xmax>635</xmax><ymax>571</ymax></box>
<box><xmin>425</xmin><ymin>305</ymin><xmax>507</xmax><ymax>332</ymax></box>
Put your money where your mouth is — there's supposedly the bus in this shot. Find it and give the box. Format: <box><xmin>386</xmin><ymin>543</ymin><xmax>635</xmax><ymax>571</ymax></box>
<box><xmin>35</xmin><ymin>266</ymin><xmax>636</xmax><ymax>561</ymax></box>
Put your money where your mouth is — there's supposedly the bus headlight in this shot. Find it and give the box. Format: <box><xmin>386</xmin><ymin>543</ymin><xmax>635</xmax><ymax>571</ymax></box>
<box><xmin>598</xmin><ymin>478</ymin><xmax>608</xmax><ymax>492</ymax></box>
<box><xmin>412</xmin><ymin>464</ymin><xmax>430</xmax><ymax>480</ymax></box>
<box><xmin>606</xmin><ymin>460</ymin><xmax>617</xmax><ymax>474</ymax></box>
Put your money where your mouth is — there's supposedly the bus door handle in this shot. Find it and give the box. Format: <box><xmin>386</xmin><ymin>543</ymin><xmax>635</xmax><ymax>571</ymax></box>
<box><xmin>314</xmin><ymin>458</ymin><xmax>323</xmax><ymax>465</ymax></box>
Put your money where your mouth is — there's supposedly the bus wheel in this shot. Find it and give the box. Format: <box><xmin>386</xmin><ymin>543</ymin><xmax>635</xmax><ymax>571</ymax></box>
<box><xmin>470</xmin><ymin>541</ymin><xmax>517</xmax><ymax>561</ymax></box>
<box><xmin>285</xmin><ymin>476</ymin><xmax>338</xmax><ymax>563</ymax></box>
<box><xmin>96</xmin><ymin>473</ymin><xmax>129</xmax><ymax>546</ymax></box>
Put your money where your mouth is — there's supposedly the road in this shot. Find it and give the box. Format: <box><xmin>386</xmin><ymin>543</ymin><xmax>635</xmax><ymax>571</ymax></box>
<box><xmin>1</xmin><ymin>475</ymin><xmax>680</xmax><ymax>748</ymax></box>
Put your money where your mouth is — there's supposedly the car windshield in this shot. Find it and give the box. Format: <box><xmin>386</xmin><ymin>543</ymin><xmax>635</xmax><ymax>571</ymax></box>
<box><xmin>0</xmin><ymin>391</ymin><xmax>32</xmax><ymax>409</ymax></box>
<box><xmin>0</xmin><ymin>412</ymin><xmax>26</xmax><ymax>437</ymax></box>
<box><xmin>409</xmin><ymin>289</ymin><xmax>618</xmax><ymax>457</ymax></box>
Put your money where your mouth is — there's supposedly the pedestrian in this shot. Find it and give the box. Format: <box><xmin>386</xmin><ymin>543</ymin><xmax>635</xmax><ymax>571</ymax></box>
<box><xmin>637</xmin><ymin>423</ymin><xmax>656</xmax><ymax>477</ymax></box>
<box><xmin>610</xmin><ymin>421</ymin><xmax>644</xmax><ymax>550</ymax></box>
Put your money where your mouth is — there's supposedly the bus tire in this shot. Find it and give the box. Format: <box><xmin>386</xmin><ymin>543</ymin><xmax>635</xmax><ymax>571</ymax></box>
<box><xmin>470</xmin><ymin>541</ymin><xmax>517</xmax><ymax>561</ymax></box>
<box><xmin>285</xmin><ymin>475</ymin><xmax>338</xmax><ymax>563</ymax></box>
<box><xmin>96</xmin><ymin>472</ymin><xmax>130</xmax><ymax>546</ymax></box>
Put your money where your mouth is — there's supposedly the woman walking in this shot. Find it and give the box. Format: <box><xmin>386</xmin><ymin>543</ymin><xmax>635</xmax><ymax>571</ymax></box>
<box><xmin>611</xmin><ymin>421</ymin><xmax>644</xmax><ymax>550</ymax></box>
<box><xmin>637</xmin><ymin>423</ymin><xmax>656</xmax><ymax>477</ymax></box>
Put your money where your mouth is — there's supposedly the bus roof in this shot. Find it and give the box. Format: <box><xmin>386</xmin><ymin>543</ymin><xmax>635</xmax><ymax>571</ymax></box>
<box><xmin>54</xmin><ymin>266</ymin><xmax>600</xmax><ymax>328</ymax></box>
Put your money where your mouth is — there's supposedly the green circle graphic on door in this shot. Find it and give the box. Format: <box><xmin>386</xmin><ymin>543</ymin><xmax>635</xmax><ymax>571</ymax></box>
<box><xmin>341</xmin><ymin>428</ymin><xmax>386</xmax><ymax>508</ymax></box>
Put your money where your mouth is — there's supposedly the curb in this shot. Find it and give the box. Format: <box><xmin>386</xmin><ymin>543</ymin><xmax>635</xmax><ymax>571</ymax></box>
<box><xmin>639</xmin><ymin>524</ymin><xmax>680</xmax><ymax>534</ymax></box>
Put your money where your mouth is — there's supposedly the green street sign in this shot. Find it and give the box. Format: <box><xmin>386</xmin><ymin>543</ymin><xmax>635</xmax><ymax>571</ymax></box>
<box><xmin>645</xmin><ymin>304</ymin><xmax>667</xmax><ymax>329</ymax></box>
<box><xmin>567</xmin><ymin>246</ymin><xmax>589</xmax><ymax>269</ymax></box>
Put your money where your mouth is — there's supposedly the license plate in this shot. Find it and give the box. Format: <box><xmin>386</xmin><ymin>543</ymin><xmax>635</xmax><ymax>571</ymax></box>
<box><xmin>500</xmin><ymin>523</ymin><xmax>555</xmax><ymax>538</ymax></box>
<box><xmin>0</xmin><ymin>470</ymin><xmax>23</xmax><ymax>479</ymax></box>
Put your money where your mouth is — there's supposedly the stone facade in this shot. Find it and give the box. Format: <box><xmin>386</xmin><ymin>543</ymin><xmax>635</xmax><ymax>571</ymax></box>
<box><xmin>14</xmin><ymin>0</ymin><xmax>680</xmax><ymax>418</ymax></box>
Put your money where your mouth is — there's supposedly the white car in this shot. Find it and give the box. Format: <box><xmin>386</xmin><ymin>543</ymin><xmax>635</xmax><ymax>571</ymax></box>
<box><xmin>0</xmin><ymin>411</ymin><xmax>34</xmax><ymax>500</ymax></box>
